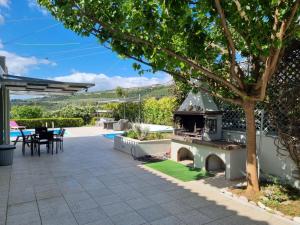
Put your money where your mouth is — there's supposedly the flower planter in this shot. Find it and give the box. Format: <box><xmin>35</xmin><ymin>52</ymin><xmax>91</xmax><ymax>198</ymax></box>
<box><xmin>114</xmin><ymin>135</ymin><xmax>171</xmax><ymax>158</ymax></box>
<box><xmin>0</xmin><ymin>144</ymin><xmax>16</xmax><ymax>166</ymax></box>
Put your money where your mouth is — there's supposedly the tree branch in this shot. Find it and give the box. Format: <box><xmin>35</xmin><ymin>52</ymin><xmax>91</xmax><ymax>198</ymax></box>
<box><xmin>233</xmin><ymin>0</ymin><xmax>249</xmax><ymax>22</ymax></box>
<box><xmin>255</xmin><ymin>0</ymin><xmax>300</xmax><ymax>100</ymax></box>
<box><xmin>91</xmin><ymin>26</ymin><xmax>245</xmax><ymax>97</ymax></box>
<box><xmin>102</xmin><ymin>44</ymin><xmax>242</xmax><ymax>106</ymax></box>
<box><xmin>215</xmin><ymin>0</ymin><xmax>245</xmax><ymax>89</ymax></box>
<box><xmin>74</xmin><ymin>3</ymin><xmax>247</xmax><ymax>99</ymax></box>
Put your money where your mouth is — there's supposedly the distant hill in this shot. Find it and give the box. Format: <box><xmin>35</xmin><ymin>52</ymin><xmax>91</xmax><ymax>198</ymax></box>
<box><xmin>11</xmin><ymin>84</ymin><xmax>174</xmax><ymax>111</ymax></box>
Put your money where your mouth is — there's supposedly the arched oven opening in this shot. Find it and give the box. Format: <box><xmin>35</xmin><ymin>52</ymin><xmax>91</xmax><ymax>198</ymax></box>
<box><xmin>177</xmin><ymin>148</ymin><xmax>194</xmax><ymax>167</ymax></box>
<box><xmin>205</xmin><ymin>154</ymin><xmax>225</xmax><ymax>174</ymax></box>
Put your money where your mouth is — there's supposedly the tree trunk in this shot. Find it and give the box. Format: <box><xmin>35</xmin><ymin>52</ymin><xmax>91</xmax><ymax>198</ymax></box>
<box><xmin>243</xmin><ymin>100</ymin><xmax>260</xmax><ymax>193</ymax></box>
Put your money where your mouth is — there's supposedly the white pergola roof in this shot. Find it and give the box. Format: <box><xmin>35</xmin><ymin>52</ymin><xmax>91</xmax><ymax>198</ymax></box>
<box><xmin>0</xmin><ymin>74</ymin><xmax>94</xmax><ymax>95</ymax></box>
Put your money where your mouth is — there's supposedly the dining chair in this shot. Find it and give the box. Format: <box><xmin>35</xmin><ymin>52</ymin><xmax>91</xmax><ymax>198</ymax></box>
<box><xmin>53</xmin><ymin>128</ymin><xmax>66</xmax><ymax>153</ymax></box>
<box><xmin>18</xmin><ymin>129</ymin><xmax>34</xmax><ymax>156</ymax></box>
<box><xmin>35</xmin><ymin>130</ymin><xmax>54</xmax><ymax>156</ymax></box>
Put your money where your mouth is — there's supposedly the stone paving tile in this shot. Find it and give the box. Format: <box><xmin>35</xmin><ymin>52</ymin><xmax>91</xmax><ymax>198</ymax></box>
<box><xmin>180</xmin><ymin>195</ymin><xmax>214</xmax><ymax>209</ymax></box>
<box><xmin>147</xmin><ymin>192</ymin><xmax>174</xmax><ymax>204</ymax></box>
<box><xmin>6</xmin><ymin>210</ymin><xmax>41</xmax><ymax>225</ymax></box>
<box><xmin>0</xmin><ymin>192</ymin><xmax>8</xmax><ymax>208</ymax></box>
<box><xmin>38</xmin><ymin>197</ymin><xmax>73</xmax><ymax>220</ymax></box>
<box><xmin>84</xmin><ymin>217</ymin><xmax>114</xmax><ymax>225</ymax></box>
<box><xmin>136</xmin><ymin>185</ymin><xmax>161</xmax><ymax>196</ymax></box>
<box><xmin>0</xmin><ymin>207</ymin><xmax>6</xmax><ymax>225</ymax></box>
<box><xmin>101</xmin><ymin>202</ymin><xmax>134</xmax><ymax>216</ymax></box>
<box><xmin>176</xmin><ymin>209</ymin><xmax>214</xmax><ymax>225</ymax></box>
<box><xmin>166</xmin><ymin>188</ymin><xmax>198</xmax><ymax>200</ymax></box>
<box><xmin>7</xmin><ymin>201</ymin><xmax>37</xmax><ymax>216</ymax></box>
<box><xmin>42</xmin><ymin>214</ymin><xmax>78</xmax><ymax>225</ymax></box>
<box><xmin>93</xmin><ymin>193</ymin><xmax>122</xmax><ymax>206</ymax></box>
<box><xmin>87</xmin><ymin>187</ymin><xmax>114</xmax><ymax>198</ymax></box>
<box><xmin>150</xmin><ymin>216</ymin><xmax>186</xmax><ymax>225</ymax></box>
<box><xmin>215</xmin><ymin>215</ymin><xmax>269</xmax><ymax>225</ymax></box>
<box><xmin>35</xmin><ymin>186</ymin><xmax>61</xmax><ymax>200</ymax></box>
<box><xmin>109</xmin><ymin>211</ymin><xmax>146</xmax><ymax>225</ymax></box>
<box><xmin>78</xmin><ymin>178</ymin><xmax>106</xmax><ymax>191</ymax></box>
<box><xmin>8</xmin><ymin>190</ymin><xmax>36</xmax><ymax>205</ymax></box>
<box><xmin>137</xmin><ymin>205</ymin><xmax>171</xmax><ymax>222</ymax></box>
<box><xmin>63</xmin><ymin>191</ymin><xmax>91</xmax><ymax>203</ymax></box>
<box><xmin>160</xmin><ymin>199</ymin><xmax>193</xmax><ymax>215</ymax></box>
<box><xmin>126</xmin><ymin>196</ymin><xmax>157</xmax><ymax>210</ymax></box>
<box><xmin>68</xmin><ymin>198</ymin><xmax>99</xmax><ymax>213</ymax></box>
<box><xmin>73</xmin><ymin>206</ymin><xmax>109</xmax><ymax>225</ymax></box>
<box><xmin>198</xmin><ymin>204</ymin><xmax>235</xmax><ymax>220</ymax></box>
<box><xmin>116</xmin><ymin>189</ymin><xmax>144</xmax><ymax>201</ymax></box>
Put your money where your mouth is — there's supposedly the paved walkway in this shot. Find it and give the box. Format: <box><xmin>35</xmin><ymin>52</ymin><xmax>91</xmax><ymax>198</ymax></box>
<box><xmin>0</xmin><ymin>127</ymin><xmax>298</xmax><ymax>225</ymax></box>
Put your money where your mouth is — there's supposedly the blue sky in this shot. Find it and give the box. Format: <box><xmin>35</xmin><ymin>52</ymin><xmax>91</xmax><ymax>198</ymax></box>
<box><xmin>0</xmin><ymin>0</ymin><xmax>171</xmax><ymax>92</ymax></box>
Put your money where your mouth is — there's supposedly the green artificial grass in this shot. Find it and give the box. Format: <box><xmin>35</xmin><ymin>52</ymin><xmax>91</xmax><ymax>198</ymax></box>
<box><xmin>144</xmin><ymin>160</ymin><xmax>212</xmax><ymax>182</ymax></box>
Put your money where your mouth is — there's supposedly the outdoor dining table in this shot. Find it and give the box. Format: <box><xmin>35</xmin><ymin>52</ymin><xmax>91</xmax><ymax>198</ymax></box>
<box><xmin>25</xmin><ymin>130</ymin><xmax>56</xmax><ymax>156</ymax></box>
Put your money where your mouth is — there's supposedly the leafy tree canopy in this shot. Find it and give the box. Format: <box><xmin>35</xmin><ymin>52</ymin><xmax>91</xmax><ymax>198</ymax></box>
<box><xmin>39</xmin><ymin>0</ymin><xmax>299</xmax><ymax>105</ymax></box>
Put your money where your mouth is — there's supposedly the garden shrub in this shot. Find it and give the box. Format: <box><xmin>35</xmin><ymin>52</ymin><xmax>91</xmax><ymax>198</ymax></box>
<box><xmin>143</xmin><ymin>97</ymin><xmax>178</xmax><ymax>125</ymax></box>
<box><xmin>123</xmin><ymin>124</ymin><xmax>170</xmax><ymax>141</ymax></box>
<box><xmin>14</xmin><ymin>118</ymin><xmax>84</xmax><ymax>129</ymax></box>
<box><xmin>11</xmin><ymin>105</ymin><xmax>43</xmax><ymax>119</ymax></box>
<box><xmin>100</xmin><ymin>97</ymin><xmax>178</xmax><ymax>125</ymax></box>
<box><xmin>49</xmin><ymin>104</ymin><xmax>97</xmax><ymax>124</ymax></box>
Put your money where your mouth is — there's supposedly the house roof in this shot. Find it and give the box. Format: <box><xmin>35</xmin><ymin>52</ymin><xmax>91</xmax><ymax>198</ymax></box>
<box><xmin>0</xmin><ymin>74</ymin><xmax>94</xmax><ymax>95</ymax></box>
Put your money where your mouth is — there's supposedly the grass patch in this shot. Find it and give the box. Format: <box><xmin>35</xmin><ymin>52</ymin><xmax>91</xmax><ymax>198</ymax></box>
<box><xmin>144</xmin><ymin>160</ymin><xmax>212</xmax><ymax>182</ymax></box>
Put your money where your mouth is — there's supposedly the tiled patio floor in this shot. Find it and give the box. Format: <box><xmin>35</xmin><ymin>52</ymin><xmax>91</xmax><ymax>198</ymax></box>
<box><xmin>0</xmin><ymin>128</ymin><xmax>298</xmax><ymax>225</ymax></box>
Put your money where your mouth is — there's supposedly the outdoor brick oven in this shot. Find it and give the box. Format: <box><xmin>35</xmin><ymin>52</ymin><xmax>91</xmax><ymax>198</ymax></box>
<box><xmin>174</xmin><ymin>91</ymin><xmax>222</xmax><ymax>141</ymax></box>
<box><xmin>171</xmin><ymin>91</ymin><xmax>246</xmax><ymax>180</ymax></box>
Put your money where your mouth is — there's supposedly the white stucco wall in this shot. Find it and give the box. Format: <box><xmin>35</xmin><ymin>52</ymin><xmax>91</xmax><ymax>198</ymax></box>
<box><xmin>223</xmin><ymin>130</ymin><xmax>299</xmax><ymax>189</ymax></box>
<box><xmin>171</xmin><ymin>140</ymin><xmax>246</xmax><ymax>180</ymax></box>
<box><xmin>114</xmin><ymin>135</ymin><xmax>171</xmax><ymax>158</ymax></box>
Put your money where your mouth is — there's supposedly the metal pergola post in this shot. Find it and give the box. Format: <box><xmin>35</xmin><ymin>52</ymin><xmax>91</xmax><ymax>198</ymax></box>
<box><xmin>0</xmin><ymin>57</ymin><xmax>10</xmax><ymax>144</ymax></box>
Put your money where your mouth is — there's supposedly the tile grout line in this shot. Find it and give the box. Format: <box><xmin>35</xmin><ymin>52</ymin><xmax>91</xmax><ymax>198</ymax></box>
<box><xmin>60</xmin><ymin>192</ymin><xmax>80</xmax><ymax>225</ymax></box>
<box><xmin>81</xmin><ymin>177</ymin><xmax>117</xmax><ymax>225</ymax></box>
<box><xmin>4</xmin><ymin>166</ymin><xmax>12</xmax><ymax>225</ymax></box>
<box><xmin>34</xmin><ymin>189</ymin><xmax>43</xmax><ymax>225</ymax></box>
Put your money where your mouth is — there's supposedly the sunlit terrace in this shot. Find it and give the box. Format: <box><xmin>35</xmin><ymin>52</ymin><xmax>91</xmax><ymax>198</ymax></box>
<box><xmin>0</xmin><ymin>127</ymin><xmax>297</xmax><ymax>225</ymax></box>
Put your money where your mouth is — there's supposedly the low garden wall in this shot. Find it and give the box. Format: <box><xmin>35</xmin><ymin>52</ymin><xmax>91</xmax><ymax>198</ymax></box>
<box><xmin>114</xmin><ymin>135</ymin><xmax>171</xmax><ymax>158</ymax></box>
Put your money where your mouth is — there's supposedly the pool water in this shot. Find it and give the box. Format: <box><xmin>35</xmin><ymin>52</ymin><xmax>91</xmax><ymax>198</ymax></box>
<box><xmin>103</xmin><ymin>132</ymin><xmax>124</xmax><ymax>140</ymax></box>
<box><xmin>10</xmin><ymin>129</ymin><xmax>63</xmax><ymax>138</ymax></box>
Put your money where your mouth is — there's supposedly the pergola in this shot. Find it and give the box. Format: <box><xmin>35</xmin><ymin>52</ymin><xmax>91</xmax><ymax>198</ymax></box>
<box><xmin>0</xmin><ymin>56</ymin><xmax>94</xmax><ymax>145</ymax></box>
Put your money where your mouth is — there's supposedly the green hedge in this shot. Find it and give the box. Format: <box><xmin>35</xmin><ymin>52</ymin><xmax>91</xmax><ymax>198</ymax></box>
<box><xmin>14</xmin><ymin>118</ymin><xmax>84</xmax><ymax>129</ymax></box>
<box><xmin>143</xmin><ymin>97</ymin><xmax>178</xmax><ymax>126</ymax></box>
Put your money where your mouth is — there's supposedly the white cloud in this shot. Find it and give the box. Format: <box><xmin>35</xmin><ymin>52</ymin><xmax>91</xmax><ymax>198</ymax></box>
<box><xmin>0</xmin><ymin>0</ymin><xmax>9</xmax><ymax>8</ymax></box>
<box><xmin>0</xmin><ymin>50</ymin><xmax>56</xmax><ymax>74</ymax></box>
<box><xmin>0</xmin><ymin>14</ymin><xmax>4</xmax><ymax>24</ymax></box>
<box><xmin>28</xmin><ymin>0</ymin><xmax>48</xmax><ymax>15</ymax></box>
<box><xmin>0</xmin><ymin>0</ymin><xmax>9</xmax><ymax>25</ymax></box>
<box><xmin>53</xmin><ymin>72</ymin><xmax>173</xmax><ymax>91</ymax></box>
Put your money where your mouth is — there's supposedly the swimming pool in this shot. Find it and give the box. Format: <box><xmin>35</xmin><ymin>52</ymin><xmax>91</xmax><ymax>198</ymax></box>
<box><xmin>103</xmin><ymin>132</ymin><xmax>124</xmax><ymax>140</ymax></box>
<box><xmin>10</xmin><ymin>129</ymin><xmax>63</xmax><ymax>138</ymax></box>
